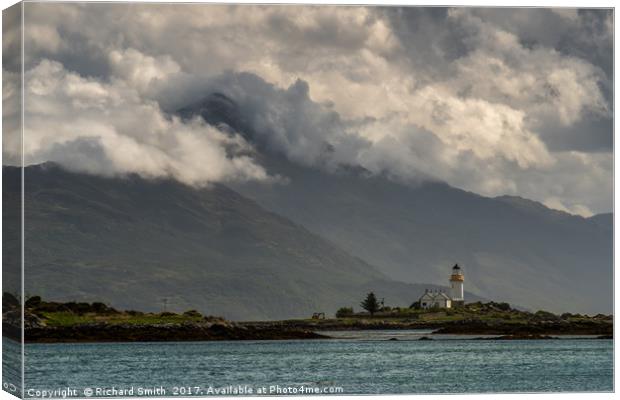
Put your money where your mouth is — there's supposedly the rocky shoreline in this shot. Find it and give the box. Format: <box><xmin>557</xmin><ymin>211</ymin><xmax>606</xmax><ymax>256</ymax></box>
<box><xmin>4</xmin><ymin>319</ymin><xmax>327</xmax><ymax>343</ymax></box>
<box><xmin>22</xmin><ymin>323</ymin><xmax>326</xmax><ymax>343</ymax></box>
<box><xmin>6</xmin><ymin>321</ymin><xmax>612</xmax><ymax>343</ymax></box>
<box><xmin>241</xmin><ymin>318</ymin><xmax>613</xmax><ymax>337</ymax></box>
<box><xmin>4</xmin><ymin>321</ymin><xmax>612</xmax><ymax>343</ymax></box>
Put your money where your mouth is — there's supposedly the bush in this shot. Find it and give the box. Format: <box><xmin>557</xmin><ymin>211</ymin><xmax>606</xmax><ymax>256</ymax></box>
<box><xmin>159</xmin><ymin>312</ymin><xmax>176</xmax><ymax>317</ymax></box>
<box><xmin>33</xmin><ymin>302</ymin><xmax>64</xmax><ymax>313</ymax></box>
<box><xmin>534</xmin><ymin>310</ymin><xmax>558</xmax><ymax>320</ymax></box>
<box><xmin>25</xmin><ymin>296</ymin><xmax>42</xmax><ymax>308</ymax></box>
<box><xmin>91</xmin><ymin>302</ymin><xmax>120</xmax><ymax>314</ymax></box>
<box><xmin>183</xmin><ymin>310</ymin><xmax>202</xmax><ymax>318</ymax></box>
<box><xmin>335</xmin><ymin>307</ymin><xmax>354</xmax><ymax>318</ymax></box>
<box><xmin>3</xmin><ymin>293</ymin><xmax>20</xmax><ymax>313</ymax></box>
<box><xmin>496</xmin><ymin>302</ymin><xmax>511</xmax><ymax>311</ymax></box>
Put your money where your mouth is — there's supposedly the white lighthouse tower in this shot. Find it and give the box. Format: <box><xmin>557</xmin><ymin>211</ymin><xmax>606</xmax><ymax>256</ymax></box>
<box><xmin>449</xmin><ymin>264</ymin><xmax>464</xmax><ymax>304</ymax></box>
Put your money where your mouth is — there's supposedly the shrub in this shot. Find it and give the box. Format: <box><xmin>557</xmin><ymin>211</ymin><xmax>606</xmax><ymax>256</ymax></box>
<box><xmin>34</xmin><ymin>302</ymin><xmax>64</xmax><ymax>313</ymax></box>
<box><xmin>335</xmin><ymin>307</ymin><xmax>354</xmax><ymax>318</ymax></box>
<box><xmin>534</xmin><ymin>310</ymin><xmax>558</xmax><ymax>320</ymax></box>
<box><xmin>25</xmin><ymin>296</ymin><xmax>42</xmax><ymax>308</ymax></box>
<box><xmin>3</xmin><ymin>293</ymin><xmax>19</xmax><ymax>309</ymax></box>
<box><xmin>159</xmin><ymin>312</ymin><xmax>176</xmax><ymax>317</ymax></box>
<box><xmin>183</xmin><ymin>310</ymin><xmax>202</xmax><ymax>318</ymax></box>
<box><xmin>90</xmin><ymin>302</ymin><xmax>118</xmax><ymax>314</ymax></box>
<box><xmin>75</xmin><ymin>303</ymin><xmax>92</xmax><ymax>314</ymax></box>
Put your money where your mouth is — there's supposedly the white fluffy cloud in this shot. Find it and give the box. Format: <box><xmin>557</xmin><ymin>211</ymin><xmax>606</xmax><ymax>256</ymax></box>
<box><xmin>21</xmin><ymin>60</ymin><xmax>272</xmax><ymax>186</ymax></box>
<box><xmin>6</xmin><ymin>4</ymin><xmax>612</xmax><ymax>215</ymax></box>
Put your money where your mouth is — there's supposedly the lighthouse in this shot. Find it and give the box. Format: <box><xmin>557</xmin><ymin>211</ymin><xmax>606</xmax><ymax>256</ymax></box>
<box><xmin>449</xmin><ymin>264</ymin><xmax>464</xmax><ymax>304</ymax></box>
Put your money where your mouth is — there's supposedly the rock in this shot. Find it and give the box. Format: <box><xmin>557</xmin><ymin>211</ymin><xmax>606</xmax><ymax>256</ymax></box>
<box><xmin>3</xmin><ymin>309</ymin><xmax>45</xmax><ymax>329</ymax></box>
<box><xmin>418</xmin><ymin>336</ymin><xmax>433</xmax><ymax>341</ymax></box>
<box><xmin>495</xmin><ymin>334</ymin><xmax>554</xmax><ymax>340</ymax></box>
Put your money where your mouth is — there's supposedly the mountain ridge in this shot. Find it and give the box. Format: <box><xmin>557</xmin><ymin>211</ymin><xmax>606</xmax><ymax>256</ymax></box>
<box><xmin>180</xmin><ymin>92</ymin><xmax>613</xmax><ymax>314</ymax></box>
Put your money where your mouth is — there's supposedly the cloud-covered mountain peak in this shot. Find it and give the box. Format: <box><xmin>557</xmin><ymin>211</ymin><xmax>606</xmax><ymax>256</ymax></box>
<box><xmin>178</xmin><ymin>92</ymin><xmax>245</xmax><ymax>134</ymax></box>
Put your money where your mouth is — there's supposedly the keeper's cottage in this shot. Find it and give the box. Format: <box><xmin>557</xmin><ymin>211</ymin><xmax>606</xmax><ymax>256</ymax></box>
<box><xmin>417</xmin><ymin>264</ymin><xmax>465</xmax><ymax>309</ymax></box>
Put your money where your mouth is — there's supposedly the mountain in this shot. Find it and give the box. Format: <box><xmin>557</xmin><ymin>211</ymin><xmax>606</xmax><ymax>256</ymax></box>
<box><xmin>182</xmin><ymin>93</ymin><xmax>613</xmax><ymax>315</ymax></box>
<box><xmin>4</xmin><ymin>164</ymin><xmax>479</xmax><ymax>320</ymax></box>
<box><xmin>588</xmin><ymin>212</ymin><xmax>613</xmax><ymax>232</ymax></box>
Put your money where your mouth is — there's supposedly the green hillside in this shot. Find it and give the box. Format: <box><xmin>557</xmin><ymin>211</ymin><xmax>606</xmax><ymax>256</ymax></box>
<box><xmin>5</xmin><ymin>164</ymin><xmax>470</xmax><ymax>320</ymax></box>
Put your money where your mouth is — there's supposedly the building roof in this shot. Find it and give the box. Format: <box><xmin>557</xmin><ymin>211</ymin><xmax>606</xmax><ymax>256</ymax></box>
<box><xmin>435</xmin><ymin>292</ymin><xmax>451</xmax><ymax>300</ymax></box>
<box><xmin>419</xmin><ymin>293</ymin><xmax>434</xmax><ymax>301</ymax></box>
<box><xmin>419</xmin><ymin>290</ymin><xmax>452</xmax><ymax>302</ymax></box>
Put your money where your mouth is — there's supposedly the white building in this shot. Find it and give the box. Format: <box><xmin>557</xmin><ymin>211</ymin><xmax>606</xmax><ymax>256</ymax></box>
<box><xmin>418</xmin><ymin>290</ymin><xmax>452</xmax><ymax>309</ymax></box>
<box><xmin>416</xmin><ymin>264</ymin><xmax>465</xmax><ymax>309</ymax></box>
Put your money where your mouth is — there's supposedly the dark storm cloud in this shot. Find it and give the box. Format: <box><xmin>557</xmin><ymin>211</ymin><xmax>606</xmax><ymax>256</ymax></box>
<box><xmin>472</xmin><ymin>8</ymin><xmax>612</xmax><ymax>77</ymax></box>
<box><xmin>379</xmin><ymin>7</ymin><xmax>471</xmax><ymax>78</ymax></box>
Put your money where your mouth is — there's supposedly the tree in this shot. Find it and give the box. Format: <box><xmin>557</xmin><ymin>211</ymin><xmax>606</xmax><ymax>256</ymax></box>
<box><xmin>360</xmin><ymin>292</ymin><xmax>380</xmax><ymax>316</ymax></box>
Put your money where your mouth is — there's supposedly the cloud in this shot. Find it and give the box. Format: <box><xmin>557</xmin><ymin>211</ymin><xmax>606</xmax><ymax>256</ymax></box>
<box><xmin>191</xmin><ymin>72</ymin><xmax>372</xmax><ymax>170</ymax></box>
<box><xmin>20</xmin><ymin>60</ymin><xmax>273</xmax><ymax>186</ymax></box>
<box><xmin>2</xmin><ymin>68</ymin><xmax>21</xmax><ymax>166</ymax></box>
<box><xmin>108</xmin><ymin>48</ymin><xmax>181</xmax><ymax>93</ymax></box>
<box><xmin>168</xmin><ymin>70</ymin><xmax>610</xmax><ymax>217</ymax></box>
<box><xmin>543</xmin><ymin>197</ymin><xmax>593</xmax><ymax>218</ymax></box>
<box><xmin>447</xmin><ymin>9</ymin><xmax>610</xmax><ymax>124</ymax></box>
<box><xmin>12</xmin><ymin>4</ymin><xmax>613</xmax><ymax>215</ymax></box>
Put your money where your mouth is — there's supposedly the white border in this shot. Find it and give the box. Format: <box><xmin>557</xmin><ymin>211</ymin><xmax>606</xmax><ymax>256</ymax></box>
<box><xmin>0</xmin><ymin>2</ymin><xmax>616</xmax><ymax>400</ymax></box>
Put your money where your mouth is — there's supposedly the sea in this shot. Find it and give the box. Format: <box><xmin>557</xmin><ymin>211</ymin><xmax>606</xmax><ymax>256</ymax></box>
<box><xmin>2</xmin><ymin>331</ymin><xmax>613</xmax><ymax>397</ymax></box>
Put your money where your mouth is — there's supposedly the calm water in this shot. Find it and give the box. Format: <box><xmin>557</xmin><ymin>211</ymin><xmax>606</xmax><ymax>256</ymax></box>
<box><xmin>3</xmin><ymin>333</ymin><xmax>613</xmax><ymax>397</ymax></box>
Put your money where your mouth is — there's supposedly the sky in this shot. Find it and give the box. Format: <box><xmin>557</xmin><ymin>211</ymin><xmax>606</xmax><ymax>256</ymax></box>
<box><xmin>2</xmin><ymin>4</ymin><xmax>613</xmax><ymax>216</ymax></box>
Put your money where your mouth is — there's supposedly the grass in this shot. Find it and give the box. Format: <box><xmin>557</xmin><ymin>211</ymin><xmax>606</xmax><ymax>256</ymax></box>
<box><xmin>40</xmin><ymin>312</ymin><xmax>204</xmax><ymax>327</ymax></box>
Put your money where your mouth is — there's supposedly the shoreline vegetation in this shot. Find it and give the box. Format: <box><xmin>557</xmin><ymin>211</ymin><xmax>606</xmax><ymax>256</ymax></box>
<box><xmin>2</xmin><ymin>294</ymin><xmax>612</xmax><ymax>343</ymax></box>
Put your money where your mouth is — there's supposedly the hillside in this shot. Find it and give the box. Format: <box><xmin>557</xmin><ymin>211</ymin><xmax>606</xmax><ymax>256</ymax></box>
<box><xmin>4</xmin><ymin>164</ymin><xmax>479</xmax><ymax>320</ymax></box>
<box><xmin>233</xmin><ymin>158</ymin><xmax>612</xmax><ymax>315</ymax></box>
<box><xmin>183</xmin><ymin>92</ymin><xmax>613</xmax><ymax>314</ymax></box>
